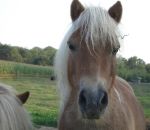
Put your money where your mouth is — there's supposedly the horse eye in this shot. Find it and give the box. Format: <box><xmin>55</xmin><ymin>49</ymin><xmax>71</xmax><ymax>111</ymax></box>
<box><xmin>112</xmin><ymin>48</ymin><xmax>119</xmax><ymax>55</ymax></box>
<box><xmin>68</xmin><ymin>42</ymin><xmax>76</xmax><ymax>51</ymax></box>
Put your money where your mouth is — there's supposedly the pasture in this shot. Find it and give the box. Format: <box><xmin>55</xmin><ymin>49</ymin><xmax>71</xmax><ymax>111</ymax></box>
<box><xmin>132</xmin><ymin>83</ymin><xmax>150</xmax><ymax>118</ymax></box>
<box><xmin>0</xmin><ymin>77</ymin><xmax>149</xmax><ymax>127</ymax></box>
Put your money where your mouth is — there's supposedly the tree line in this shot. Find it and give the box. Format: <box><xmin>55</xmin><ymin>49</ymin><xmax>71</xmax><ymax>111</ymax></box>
<box><xmin>117</xmin><ymin>56</ymin><xmax>150</xmax><ymax>83</ymax></box>
<box><xmin>0</xmin><ymin>43</ymin><xmax>150</xmax><ymax>82</ymax></box>
<box><xmin>0</xmin><ymin>43</ymin><xmax>56</xmax><ymax>66</ymax></box>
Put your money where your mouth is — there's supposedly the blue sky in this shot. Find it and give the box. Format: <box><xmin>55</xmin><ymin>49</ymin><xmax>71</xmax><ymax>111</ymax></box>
<box><xmin>0</xmin><ymin>0</ymin><xmax>150</xmax><ymax>63</ymax></box>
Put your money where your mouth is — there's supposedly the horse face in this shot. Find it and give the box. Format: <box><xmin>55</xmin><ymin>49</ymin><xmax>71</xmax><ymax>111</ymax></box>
<box><xmin>67</xmin><ymin>29</ymin><xmax>117</xmax><ymax>119</ymax></box>
<box><xmin>67</xmin><ymin>0</ymin><xmax>122</xmax><ymax>119</ymax></box>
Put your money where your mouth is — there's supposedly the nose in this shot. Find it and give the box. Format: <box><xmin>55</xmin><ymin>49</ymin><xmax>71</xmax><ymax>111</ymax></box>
<box><xmin>79</xmin><ymin>88</ymin><xmax>108</xmax><ymax>119</ymax></box>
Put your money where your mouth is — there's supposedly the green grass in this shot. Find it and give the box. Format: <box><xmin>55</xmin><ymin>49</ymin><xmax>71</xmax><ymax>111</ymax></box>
<box><xmin>132</xmin><ymin>83</ymin><xmax>150</xmax><ymax>118</ymax></box>
<box><xmin>0</xmin><ymin>77</ymin><xmax>59</xmax><ymax>127</ymax></box>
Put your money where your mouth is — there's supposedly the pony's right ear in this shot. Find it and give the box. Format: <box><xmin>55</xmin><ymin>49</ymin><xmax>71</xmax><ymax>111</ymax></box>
<box><xmin>17</xmin><ymin>91</ymin><xmax>30</xmax><ymax>104</ymax></box>
<box><xmin>108</xmin><ymin>1</ymin><xmax>122</xmax><ymax>23</ymax></box>
<box><xmin>71</xmin><ymin>0</ymin><xmax>84</xmax><ymax>21</ymax></box>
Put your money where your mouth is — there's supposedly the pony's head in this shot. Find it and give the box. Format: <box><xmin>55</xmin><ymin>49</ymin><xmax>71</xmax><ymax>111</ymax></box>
<box><xmin>55</xmin><ymin>0</ymin><xmax>122</xmax><ymax>120</ymax></box>
<box><xmin>0</xmin><ymin>84</ymin><xmax>33</xmax><ymax>130</ymax></box>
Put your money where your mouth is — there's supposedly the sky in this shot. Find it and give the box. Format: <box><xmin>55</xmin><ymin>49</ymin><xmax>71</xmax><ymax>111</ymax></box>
<box><xmin>0</xmin><ymin>0</ymin><xmax>150</xmax><ymax>63</ymax></box>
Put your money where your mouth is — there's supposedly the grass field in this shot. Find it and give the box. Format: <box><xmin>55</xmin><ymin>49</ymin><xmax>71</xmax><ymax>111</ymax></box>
<box><xmin>132</xmin><ymin>83</ymin><xmax>150</xmax><ymax>118</ymax></box>
<box><xmin>0</xmin><ymin>77</ymin><xmax>149</xmax><ymax>127</ymax></box>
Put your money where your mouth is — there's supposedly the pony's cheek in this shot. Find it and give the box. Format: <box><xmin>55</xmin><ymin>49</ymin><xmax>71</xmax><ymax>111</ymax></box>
<box><xmin>68</xmin><ymin>59</ymin><xmax>81</xmax><ymax>88</ymax></box>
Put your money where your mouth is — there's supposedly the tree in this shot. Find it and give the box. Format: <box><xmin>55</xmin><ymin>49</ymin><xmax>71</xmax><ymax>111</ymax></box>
<box><xmin>43</xmin><ymin>46</ymin><xmax>56</xmax><ymax>65</ymax></box>
<box><xmin>29</xmin><ymin>47</ymin><xmax>43</xmax><ymax>64</ymax></box>
<box><xmin>127</xmin><ymin>56</ymin><xmax>145</xmax><ymax>69</ymax></box>
<box><xmin>117</xmin><ymin>56</ymin><xmax>128</xmax><ymax>80</ymax></box>
<box><xmin>10</xmin><ymin>47</ymin><xmax>23</xmax><ymax>62</ymax></box>
<box><xmin>18</xmin><ymin>48</ymin><xmax>31</xmax><ymax>63</ymax></box>
<box><xmin>146</xmin><ymin>64</ymin><xmax>150</xmax><ymax>73</ymax></box>
<box><xmin>0</xmin><ymin>43</ymin><xmax>11</xmax><ymax>60</ymax></box>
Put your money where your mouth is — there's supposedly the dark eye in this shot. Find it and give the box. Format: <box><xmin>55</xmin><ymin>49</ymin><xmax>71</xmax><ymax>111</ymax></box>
<box><xmin>68</xmin><ymin>42</ymin><xmax>76</xmax><ymax>51</ymax></box>
<box><xmin>112</xmin><ymin>48</ymin><xmax>119</xmax><ymax>55</ymax></box>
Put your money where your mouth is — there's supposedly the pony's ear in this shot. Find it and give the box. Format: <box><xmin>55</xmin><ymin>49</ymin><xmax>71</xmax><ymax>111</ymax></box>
<box><xmin>108</xmin><ymin>1</ymin><xmax>122</xmax><ymax>23</ymax></box>
<box><xmin>17</xmin><ymin>91</ymin><xmax>30</xmax><ymax>104</ymax></box>
<box><xmin>71</xmin><ymin>0</ymin><xmax>84</xmax><ymax>21</ymax></box>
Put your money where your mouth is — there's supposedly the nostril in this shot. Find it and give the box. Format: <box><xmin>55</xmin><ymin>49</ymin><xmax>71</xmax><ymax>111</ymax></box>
<box><xmin>79</xmin><ymin>90</ymin><xmax>87</xmax><ymax>110</ymax></box>
<box><xmin>101</xmin><ymin>91</ymin><xmax>108</xmax><ymax>106</ymax></box>
<box><xmin>98</xmin><ymin>90</ymin><xmax>108</xmax><ymax>111</ymax></box>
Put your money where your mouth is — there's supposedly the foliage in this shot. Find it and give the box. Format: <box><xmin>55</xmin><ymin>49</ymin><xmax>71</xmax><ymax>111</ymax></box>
<box><xmin>0</xmin><ymin>43</ymin><xmax>11</xmax><ymax>60</ymax></box>
<box><xmin>117</xmin><ymin>56</ymin><xmax>150</xmax><ymax>82</ymax></box>
<box><xmin>146</xmin><ymin>64</ymin><xmax>150</xmax><ymax>73</ymax></box>
<box><xmin>0</xmin><ymin>43</ymin><xmax>56</xmax><ymax>66</ymax></box>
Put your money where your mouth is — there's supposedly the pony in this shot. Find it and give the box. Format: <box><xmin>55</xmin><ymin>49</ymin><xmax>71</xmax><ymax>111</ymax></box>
<box><xmin>55</xmin><ymin>0</ymin><xmax>146</xmax><ymax>130</ymax></box>
<box><xmin>0</xmin><ymin>83</ymin><xmax>33</xmax><ymax>130</ymax></box>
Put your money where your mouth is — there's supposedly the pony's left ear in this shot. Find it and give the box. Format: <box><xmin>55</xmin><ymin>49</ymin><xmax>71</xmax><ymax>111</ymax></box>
<box><xmin>71</xmin><ymin>0</ymin><xmax>85</xmax><ymax>21</ymax></box>
<box><xmin>17</xmin><ymin>91</ymin><xmax>30</xmax><ymax>104</ymax></box>
<box><xmin>108</xmin><ymin>1</ymin><xmax>122</xmax><ymax>23</ymax></box>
